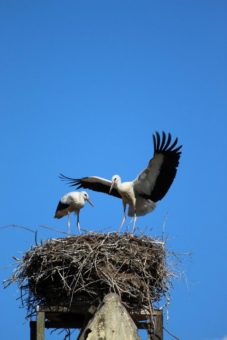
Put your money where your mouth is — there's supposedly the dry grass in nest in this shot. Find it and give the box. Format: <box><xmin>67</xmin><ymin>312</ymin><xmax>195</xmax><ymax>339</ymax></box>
<box><xmin>6</xmin><ymin>232</ymin><xmax>172</xmax><ymax>317</ymax></box>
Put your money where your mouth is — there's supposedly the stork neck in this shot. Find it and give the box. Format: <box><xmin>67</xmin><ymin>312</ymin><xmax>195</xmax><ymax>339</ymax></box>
<box><xmin>115</xmin><ymin>178</ymin><xmax>122</xmax><ymax>189</ymax></box>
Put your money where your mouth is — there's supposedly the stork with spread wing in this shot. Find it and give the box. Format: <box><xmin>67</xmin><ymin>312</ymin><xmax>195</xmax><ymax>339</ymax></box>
<box><xmin>60</xmin><ymin>132</ymin><xmax>182</xmax><ymax>233</ymax></box>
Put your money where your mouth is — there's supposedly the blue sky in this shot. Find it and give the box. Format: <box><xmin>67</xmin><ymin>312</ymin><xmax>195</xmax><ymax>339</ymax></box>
<box><xmin>0</xmin><ymin>1</ymin><xmax>227</xmax><ymax>339</ymax></box>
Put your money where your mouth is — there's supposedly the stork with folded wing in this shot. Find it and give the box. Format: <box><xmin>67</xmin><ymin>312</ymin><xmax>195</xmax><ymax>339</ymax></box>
<box><xmin>54</xmin><ymin>191</ymin><xmax>94</xmax><ymax>234</ymax></box>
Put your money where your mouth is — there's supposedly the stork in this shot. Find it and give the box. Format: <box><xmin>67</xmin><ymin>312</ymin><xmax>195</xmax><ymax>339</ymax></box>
<box><xmin>60</xmin><ymin>132</ymin><xmax>182</xmax><ymax>233</ymax></box>
<box><xmin>54</xmin><ymin>191</ymin><xmax>94</xmax><ymax>234</ymax></box>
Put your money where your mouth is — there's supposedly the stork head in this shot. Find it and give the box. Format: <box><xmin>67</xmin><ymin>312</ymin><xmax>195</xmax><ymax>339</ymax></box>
<box><xmin>109</xmin><ymin>175</ymin><xmax>121</xmax><ymax>193</ymax></box>
<box><xmin>81</xmin><ymin>191</ymin><xmax>94</xmax><ymax>207</ymax></box>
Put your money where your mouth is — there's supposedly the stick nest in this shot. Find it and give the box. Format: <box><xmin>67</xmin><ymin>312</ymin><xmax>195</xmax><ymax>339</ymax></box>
<box><xmin>8</xmin><ymin>233</ymin><xmax>172</xmax><ymax>316</ymax></box>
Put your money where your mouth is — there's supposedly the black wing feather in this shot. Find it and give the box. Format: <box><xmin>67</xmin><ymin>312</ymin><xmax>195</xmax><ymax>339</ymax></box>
<box><xmin>160</xmin><ymin>131</ymin><xmax>166</xmax><ymax>149</ymax></box>
<box><xmin>149</xmin><ymin>132</ymin><xmax>182</xmax><ymax>202</ymax></box>
<box><xmin>54</xmin><ymin>201</ymin><xmax>70</xmax><ymax>218</ymax></box>
<box><xmin>59</xmin><ymin>174</ymin><xmax>121</xmax><ymax>199</ymax></box>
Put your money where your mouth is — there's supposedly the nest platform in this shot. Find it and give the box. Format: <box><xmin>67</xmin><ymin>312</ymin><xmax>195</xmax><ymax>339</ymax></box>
<box><xmin>9</xmin><ymin>232</ymin><xmax>171</xmax><ymax>317</ymax></box>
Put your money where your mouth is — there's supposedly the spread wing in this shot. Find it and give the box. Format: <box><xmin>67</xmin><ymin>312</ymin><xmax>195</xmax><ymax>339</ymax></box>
<box><xmin>133</xmin><ymin>132</ymin><xmax>182</xmax><ymax>202</ymax></box>
<box><xmin>59</xmin><ymin>174</ymin><xmax>121</xmax><ymax>199</ymax></box>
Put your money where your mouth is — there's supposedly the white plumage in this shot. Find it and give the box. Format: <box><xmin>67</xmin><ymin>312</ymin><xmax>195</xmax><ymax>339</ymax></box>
<box><xmin>60</xmin><ymin>132</ymin><xmax>182</xmax><ymax>233</ymax></box>
<box><xmin>54</xmin><ymin>191</ymin><xmax>94</xmax><ymax>234</ymax></box>
<box><xmin>109</xmin><ymin>175</ymin><xmax>156</xmax><ymax>231</ymax></box>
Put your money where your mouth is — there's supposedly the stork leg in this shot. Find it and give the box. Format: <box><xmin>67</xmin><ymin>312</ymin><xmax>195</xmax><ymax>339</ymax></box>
<box><xmin>67</xmin><ymin>212</ymin><xmax>71</xmax><ymax>236</ymax></box>
<box><xmin>118</xmin><ymin>202</ymin><xmax>127</xmax><ymax>232</ymax></box>
<box><xmin>76</xmin><ymin>212</ymin><xmax>81</xmax><ymax>234</ymax></box>
<box><xmin>131</xmin><ymin>205</ymin><xmax>137</xmax><ymax>234</ymax></box>
<box><xmin>132</xmin><ymin>213</ymin><xmax>137</xmax><ymax>234</ymax></box>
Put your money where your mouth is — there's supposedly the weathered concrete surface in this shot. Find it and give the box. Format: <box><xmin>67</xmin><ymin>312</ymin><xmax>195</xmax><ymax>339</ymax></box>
<box><xmin>79</xmin><ymin>293</ymin><xmax>140</xmax><ymax>340</ymax></box>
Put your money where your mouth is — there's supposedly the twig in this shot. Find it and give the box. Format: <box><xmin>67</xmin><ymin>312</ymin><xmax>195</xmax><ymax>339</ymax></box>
<box><xmin>39</xmin><ymin>224</ymin><xmax>69</xmax><ymax>235</ymax></box>
<box><xmin>164</xmin><ymin>326</ymin><xmax>180</xmax><ymax>340</ymax></box>
<box><xmin>0</xmin><ymin>224</ymin><xmax>36</xmax><ymax>234</ymax></box>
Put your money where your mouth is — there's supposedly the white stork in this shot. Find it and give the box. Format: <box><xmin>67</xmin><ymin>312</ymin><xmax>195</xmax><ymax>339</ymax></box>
<box><xmin>54</xmin><ymin>191</ymin><xmax>94</xmax><ymax>234</ymax></box>
<box><xmin>60</xmin><ymin>132</ymin><xmax>182</xmax><ymax>233</ymax></box>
